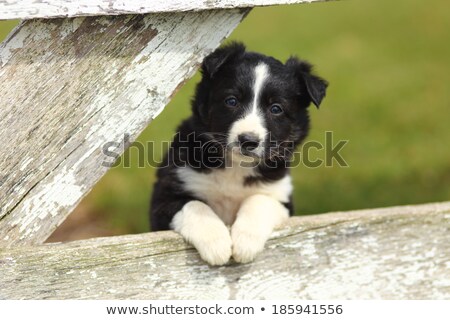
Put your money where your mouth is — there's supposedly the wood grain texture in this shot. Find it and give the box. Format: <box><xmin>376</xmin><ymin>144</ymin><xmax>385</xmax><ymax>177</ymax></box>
<box><xmin>1</xmin><ymin>202</ymin><xmax>449</xmax><ymax>299</ymax></box>
<box><xmin>0</xmin><ymin>10</ymin><xmax>249</xmax><ymax>247</ymax></box>
<box><xmin>0</xmin><ymin>0</ymin><xmax>325</xmax><ymax>20</ymax></box>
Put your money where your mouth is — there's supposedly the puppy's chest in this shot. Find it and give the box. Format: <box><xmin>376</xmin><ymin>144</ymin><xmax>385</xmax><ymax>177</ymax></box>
<box><xmin>177</xmin><ymin>167</ymin><xmax>292</xmax><ymax>225</ymax></box>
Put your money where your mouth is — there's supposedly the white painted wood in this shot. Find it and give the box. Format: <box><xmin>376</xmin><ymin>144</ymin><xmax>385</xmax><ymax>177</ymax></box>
<box><xmin>0</xmin><ymin>10</ymin><xmax>249</xmax><ymax>246</ymax></box>
<box><xmin>0</xmin><ymin>0</ymin><xmax>325</xmax><ymax>20</ymax></box>
<box><xmin>1</xmin><ymin>202</ymin><xmax>449</xmax><ymax>299</ymax></box>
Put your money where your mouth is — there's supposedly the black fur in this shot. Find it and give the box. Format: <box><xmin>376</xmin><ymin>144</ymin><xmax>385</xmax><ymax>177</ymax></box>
<box><xmin>150</xmin><ymin>42</ymin><xmax>328</xmax><ymax>231</ymax></box>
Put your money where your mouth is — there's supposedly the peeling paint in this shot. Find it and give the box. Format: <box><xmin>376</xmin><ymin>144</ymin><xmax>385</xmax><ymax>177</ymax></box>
<box><xmin>17</xmin><ymin>167</ymin><xmax>83</xmax><ymax>235</ymax></box>
<box><xmin>1</xmin><ymin>205</ymin><xmax>450</xmax><ymax>299</ymax></box>
<box><xmin>19</xmin><ymin>157</ymin><xmax>34</xmax><ymax>171</ymax></box>
<box><xmin>0</xmin><ymin>23</ymin><xmax>27</xmax><ymax>67</ymax></box>
<box><xmin>0</xmin><ymin>10</ymin><xmax>248</xmax><ymax>245</ymax></box>
<box><xmin>0</xmin><ymin>1</ymin><xmax>321</xmax><ymax>20</ymax></box>
<box><xmin>60</xmin><ymin>17</ymin><xmax>85</xmax><ymax>39</ymax></box>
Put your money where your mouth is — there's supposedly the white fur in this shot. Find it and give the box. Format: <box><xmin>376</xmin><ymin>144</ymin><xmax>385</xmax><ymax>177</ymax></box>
<box><xmin>251</xmin><ymin>63</ymin><xmax>269</xmax><ymax>114</ymax></box>
<box><xmin>177</xmin><ymin>166</ymin><xmax>292</xmax><ymax>225</ymax></box>
<box><xmin>176</xmin><ymin>166</ymin><xmax>292</xmax><ymax>265</ymax></box>
<box><xmin>170</xmin><ymin>200</ymin><xmax>232</xmax><ymax>266</ymax></box>
<box><xmin>228</xmin><ymin>63</ymin><xmax>269</xmax><ymax>157</ymax></box>
<box><xmin>232</xmin><ymin>194</ymin><xmax>289</xmax><ymax>263</ymax></box>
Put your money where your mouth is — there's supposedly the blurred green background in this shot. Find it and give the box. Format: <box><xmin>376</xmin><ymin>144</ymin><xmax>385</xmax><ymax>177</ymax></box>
<box><xmin>1</xmin><ymin>0</ymin><xmax>449</xmax><ymax>239</ymax></box>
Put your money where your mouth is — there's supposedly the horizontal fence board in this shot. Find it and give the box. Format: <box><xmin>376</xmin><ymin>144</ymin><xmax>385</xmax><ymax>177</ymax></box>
<box><xmin>0</xmin><ymin>9</ymin><xmax>249</xmax><ymax>246</ymax></box>
<box><xmin>1</xmin><ymin>202</ymin><xmax>449</xmax><ymax>299</ymax></box>
<box><xmin>0</xmin><ymin>0</ymin><xmax>325</xmax><ymax>20</ymax></box>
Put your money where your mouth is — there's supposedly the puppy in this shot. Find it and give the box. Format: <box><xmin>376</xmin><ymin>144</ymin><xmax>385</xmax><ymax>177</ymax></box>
<box><xmin>150</xmin><ymin>42</ymin><xmax>327</xmax><ymax>265</ymax></box>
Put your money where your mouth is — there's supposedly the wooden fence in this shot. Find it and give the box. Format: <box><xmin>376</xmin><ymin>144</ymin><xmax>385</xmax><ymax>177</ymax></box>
<box><xmin>0</xmin><ymin>0</ymin><xmax>448</xmax><ymax>299</ymax></box>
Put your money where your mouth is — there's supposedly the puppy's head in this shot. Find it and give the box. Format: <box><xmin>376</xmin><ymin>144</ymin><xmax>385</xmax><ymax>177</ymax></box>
<box><xmin>193</xmin><ymin>42</ymin><xmax>328</xmax><ymax>164</ymax></box>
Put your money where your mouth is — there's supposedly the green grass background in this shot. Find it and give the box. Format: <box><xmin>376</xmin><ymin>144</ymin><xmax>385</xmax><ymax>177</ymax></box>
<box><xmin>1</xmin><ymin>0</ymin><xmax>449</xmax><ymax>235</ymax></box>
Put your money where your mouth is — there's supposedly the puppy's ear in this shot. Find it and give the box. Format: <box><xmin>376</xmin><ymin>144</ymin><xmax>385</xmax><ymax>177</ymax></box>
<box><xmin>202</xmin><ymin>42</ymin><xmax>246</xmax><ymax>78</ymax></box>
<box><xmin>285</xmin><ymin>57</ymin><xmax>328</xmax><ymax>108</ymax></box>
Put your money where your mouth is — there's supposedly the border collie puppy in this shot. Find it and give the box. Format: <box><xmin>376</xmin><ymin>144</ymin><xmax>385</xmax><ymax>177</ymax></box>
<box><xmin>150</xmin><ymin>42</ymin><xmax>327</xmax><ymax>265</ymax></box>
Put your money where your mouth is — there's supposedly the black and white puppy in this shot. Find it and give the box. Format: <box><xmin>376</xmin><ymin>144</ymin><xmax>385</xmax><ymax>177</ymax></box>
<box><xmin>150</xmin><ymin>42</ymin><xmax>327</xmax><ymax>265</ymax></box>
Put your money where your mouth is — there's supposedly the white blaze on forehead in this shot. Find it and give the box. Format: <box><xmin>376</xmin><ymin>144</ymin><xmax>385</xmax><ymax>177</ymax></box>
<box><xmin>251</xmin><ymin>63</ymin><xmax>269</xmax><ymax>114</ymax></box>
<box><xmin>228</xmin><ymin>63</ymin><xmax>269</xmax><ymax>156</ymax></box>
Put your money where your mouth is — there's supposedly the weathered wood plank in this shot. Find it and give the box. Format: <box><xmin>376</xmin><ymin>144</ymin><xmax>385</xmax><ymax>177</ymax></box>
<box><xmin>0</xmin><ymin>0</ymin><xmax>325</xmax><ymax>20</ymax></box>
<box><xmin>0</xmin><ymin>10</ymin><xmax>249</xmax><ymax>246</ymax></box>
<box><xmin>1</xmin><ymin>202</ymin><xmax>449</xmax><ymax>299</ymax></box>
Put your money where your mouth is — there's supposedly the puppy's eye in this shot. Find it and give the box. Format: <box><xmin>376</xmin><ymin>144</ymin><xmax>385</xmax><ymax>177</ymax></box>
<box><xmin>270</xmin><ymin>104</ymin><xmax>283</xmax><ymax>114</ymax></box>
<box><xmin>224</xmin><ymin>96</ymin><xmax>238</xmax><ymax>107</ymax></box>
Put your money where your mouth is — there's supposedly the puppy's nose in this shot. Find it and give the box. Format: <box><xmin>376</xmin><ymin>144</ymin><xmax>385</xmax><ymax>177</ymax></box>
<box><xmin>238</xmin><ymin>133</ymin><xmax>260</xmax><ymax>151</ymax></box>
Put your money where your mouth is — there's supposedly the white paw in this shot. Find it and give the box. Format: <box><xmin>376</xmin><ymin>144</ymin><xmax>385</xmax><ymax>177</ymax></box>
<box><xmin>231</xmin><ymin>227</ymin><xmax>266</xmax><ymax>264</ymax></box>
<box><xmin>171</xmin><ymin>201</ymin><xmax>232</xmax><ymax>266</ymax></box>
<box><xmin>195</xmin><ymin>230</ymin><xmax>232</xmax><ymax>266</ymax></box>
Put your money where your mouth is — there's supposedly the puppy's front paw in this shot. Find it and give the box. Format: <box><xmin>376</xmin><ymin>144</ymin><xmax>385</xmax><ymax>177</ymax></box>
<box><xmin>196</xmin><ymin>231</ymin><xmax>232</xmax><ymax>266</ymax></box>
<box><xmin>231</xmin><ymin>227</ymin><xmax>266</xmax><ymax>264</ymax></box>
<box><xmin>171</xmin><ymin>201</ymin><xmax>232</xmax><ymax>266</ymax></box>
